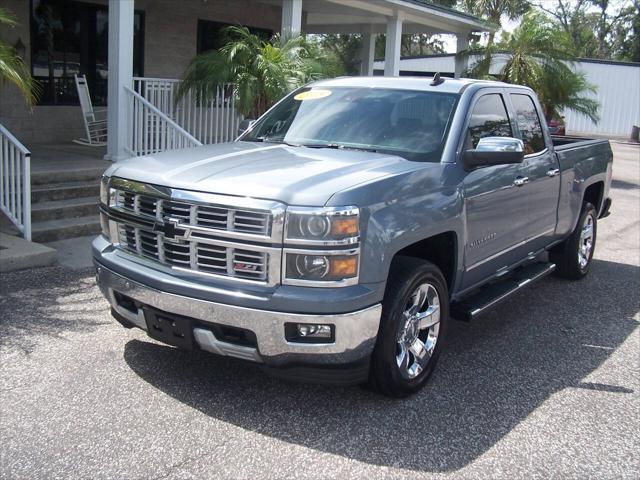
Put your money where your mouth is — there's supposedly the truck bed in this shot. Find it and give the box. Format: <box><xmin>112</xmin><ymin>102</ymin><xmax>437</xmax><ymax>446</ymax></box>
<box><xmin>551</xmin><ymin>135</ymin><xmax>610</xmax><ymax>151</ymax></box>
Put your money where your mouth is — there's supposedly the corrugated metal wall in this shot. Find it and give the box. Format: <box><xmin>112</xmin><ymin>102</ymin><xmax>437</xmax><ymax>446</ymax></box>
<box><xmin>373</xmin><ymin>56</ymin><xmax>640</xmax><ymax>137</ymax></box>
<box><xmin>563</xmin><ymin>61</ymin><xmax>640</xmax><ymax>137</ymax></box>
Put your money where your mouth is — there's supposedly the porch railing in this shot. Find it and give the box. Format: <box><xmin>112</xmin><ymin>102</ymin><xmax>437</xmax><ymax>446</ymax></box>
<box><xmin>133</xmin><ymin>77</ymin><xmax>241</xmax><ymax>145</ymax></box>
<box><xmin>0</xmin><ymin>124</ymin><xmax>31</xmax><ymax>241</ymax></box>
<box><xmin>125</xmin><ymin>86</ymin><xmax>202</xmax><ymax>157</ymax></box>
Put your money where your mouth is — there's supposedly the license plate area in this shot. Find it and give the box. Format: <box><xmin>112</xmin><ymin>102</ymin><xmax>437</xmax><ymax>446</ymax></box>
<box><xmin>144</xmin><ymin>308</ymin><xmax>195</xmax><ymax>350</ymax></box>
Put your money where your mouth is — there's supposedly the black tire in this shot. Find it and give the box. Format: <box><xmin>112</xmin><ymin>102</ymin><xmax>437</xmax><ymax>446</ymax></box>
<box><xmin>550</xmin><ymin>202</ymin><xmax>598</xmax><ymax>280</ymax></box>
<box><xmin>369</xmin><ymin>257</ymin><xmax>449</xmax><ymax>398</ymax></box>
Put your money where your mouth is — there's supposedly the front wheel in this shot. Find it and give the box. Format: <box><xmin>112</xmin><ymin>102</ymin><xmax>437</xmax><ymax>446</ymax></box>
<box><xmin>369</xmin><ymin>257</ymin><xmax>449</xmax><ymax>398</ymax></box>
<box><xmin>551</xmin><ymin>202</ymin><xmax>598</xmax><ymax>280</ymax></box>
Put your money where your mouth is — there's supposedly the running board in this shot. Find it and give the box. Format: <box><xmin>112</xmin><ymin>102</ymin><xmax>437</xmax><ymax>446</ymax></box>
<box><xmin>451</xmin><ymin>262</ymin><xmax>556</xmax><ymax>322</ymax></box>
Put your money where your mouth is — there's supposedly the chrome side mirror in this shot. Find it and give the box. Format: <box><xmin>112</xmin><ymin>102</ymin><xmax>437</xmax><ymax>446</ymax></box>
<box><xmin>464</xmin><ymin>136</ymin><xmax>525</xmax><ymax>169</ymax></box>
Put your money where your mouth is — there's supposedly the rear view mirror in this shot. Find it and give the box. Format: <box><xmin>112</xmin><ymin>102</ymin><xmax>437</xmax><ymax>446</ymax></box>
<box><xmin>237</xmin><ymin>119</ymin><xmax>256</xmax><ymax>138</ymax></box>
<box><xmin>464</xmin><ymin>137</ymin><xmax>524</xmax><ymax>169</ymax></box>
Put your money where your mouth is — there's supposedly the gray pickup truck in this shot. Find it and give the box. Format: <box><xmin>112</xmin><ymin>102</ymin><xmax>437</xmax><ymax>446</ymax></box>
<box><xmin>94</xmin><ymin>77</ymin><xmax>613</xmax><ymax>397</ymax></box>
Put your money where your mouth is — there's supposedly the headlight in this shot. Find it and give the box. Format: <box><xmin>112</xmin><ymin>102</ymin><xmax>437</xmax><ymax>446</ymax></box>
<box><xmin>100</xmin><ymin>175</ymin><xmax>110</xmax><ymax>205</ymax></box>
<box><xmin>100</xmin><ymin>175</ymin><xmax>117</xmax><ymax>207</ymax></box>
<box><xmin>283</xmin><ymin>207</ymin><xmax>360</xmax><ymax>286</ymax></box>
<box><xmin>283</xmin><ymin>249</ymin><xmax>359</xmax><ymax>286</ymax></box>
<box><xmin>285</xmin><ymin>206</ymin><xmax>359</xmax><ymax>245</ymax></box>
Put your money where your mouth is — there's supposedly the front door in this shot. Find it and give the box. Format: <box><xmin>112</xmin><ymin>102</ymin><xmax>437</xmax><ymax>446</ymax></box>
<box><xmin>461</xmin><ymin>92</ymin><xmax>531</xmax><ymax>290</ymax></box>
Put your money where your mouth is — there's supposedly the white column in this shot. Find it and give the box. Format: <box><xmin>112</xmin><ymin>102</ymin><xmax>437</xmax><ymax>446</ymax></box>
<box><xmin>454</xmin><ymin>33</ymin><xmax>469</xmax><ymax>79</ymax></box>
<box><xmin>384</xmin><ymin>14</ymin><xmax>403</xmax><ymax>77</ymax></box>
<box><xmin>281</xmin><ymin>0</ymin><xmax>302</xmax><ymax>38</ymax></box>
<box><xmin>105</xmin><ymin>0</ymin><xmax>134</xmax><ymax>162</ymax></box>
<box><xmin>360</xmin><ymin>27</ymin><xmax>376</xmax><ymax>76</ymax></box>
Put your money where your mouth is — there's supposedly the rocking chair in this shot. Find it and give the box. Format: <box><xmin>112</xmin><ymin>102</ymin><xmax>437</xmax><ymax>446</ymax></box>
<box><xmin>73</xmin><ymin>74</ymin><xmax>107</xmax><ymax>146</ymax></box>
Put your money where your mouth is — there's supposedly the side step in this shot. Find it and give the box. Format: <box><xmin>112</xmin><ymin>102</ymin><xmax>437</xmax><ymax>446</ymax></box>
<box><xmin>451</xmin><ymin>262</ymin><xmax>556</xmax><ymax>322</ymax></box>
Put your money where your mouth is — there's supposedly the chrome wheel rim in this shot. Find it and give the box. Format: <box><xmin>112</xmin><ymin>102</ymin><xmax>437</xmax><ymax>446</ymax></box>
<box><xmin>396</xmin><ymin>283</ymin><xmax>441</xmax><ymax>380</ymax></box>
<box><xmin>578</xmin><ymin>213</ymin><xmax>595</xmax><ymax>270</ymax></box>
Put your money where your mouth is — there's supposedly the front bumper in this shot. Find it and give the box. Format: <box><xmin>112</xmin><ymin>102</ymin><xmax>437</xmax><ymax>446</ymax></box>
<box><xmin>95</xmin><ymin>260</ymin><xmax>381</xmax><ymax>371</ymax></box>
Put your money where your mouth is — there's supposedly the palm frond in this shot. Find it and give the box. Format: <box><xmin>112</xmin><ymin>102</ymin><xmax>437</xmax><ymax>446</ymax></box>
<box><xmin>0</xmin><ymin>7</ymin><xmax>18</xmax><ymax>27</ymax></box>
<box><xmin>0</xmin><ymin>39</ymin><xmax>41</xmax><ymax>108</ymax></box>
<box><xmin>179</xmin><ymin>28</ymin><xmax>333</xmax><ymax>117</ymax></box>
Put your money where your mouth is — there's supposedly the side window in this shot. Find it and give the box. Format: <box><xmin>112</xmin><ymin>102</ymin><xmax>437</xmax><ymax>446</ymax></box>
<box><xmin>511</xmin><ymin>94</ymin><xmax>546</xmax><ymax>154</ymax></box>
<box><xmin>467</xmin><ymin>94</ymin><xmax>512</xmax><ymax>149</ymax></box>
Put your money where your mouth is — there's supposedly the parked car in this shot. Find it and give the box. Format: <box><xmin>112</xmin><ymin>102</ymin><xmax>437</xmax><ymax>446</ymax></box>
<box><xmin>94</xmin><ymin>77</ymin><xmax>613</xmax><ymax>397</ymax></box>
<box><xmin>547</xmin><ymin>116</ymin><xmax>566</xmax><ymax>135</ymax></box>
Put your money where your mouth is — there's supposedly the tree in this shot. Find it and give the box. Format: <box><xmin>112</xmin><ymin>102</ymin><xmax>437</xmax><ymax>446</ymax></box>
<box><xmin>467</xmin><ymin>11</ymin><xmax>600</xmax><ymax>122</ymax></box>
<box><xmin>609</xmin><ymin>0</ymin><xmax>640</xmax><ymax>61</ymax></box>
<box><xmin>318</xmin><ymin>34</ymin><xmax>361</xmax><ymax>75</ymax></box>
<box><xmin>0</xmin><ymin>7</ymin><xmax>40</xmax><ymax>107</ymax></box>
<box><xmin>178</xmin><ymin>26</ymin><xmax>335</xmax><ymax>118</ymax></box>
<box><xmin>536</xmin><ymin>0</ymin><xmax>638</xmax><ymax>60</ymax></box>
<box><xmin>535</xmin><ymin>1</ymin><xmax>599</xmax><ymax>57</ymax></box>
<box><xmin>462</xmin><ymin>0</ymin><xmax>531</xmax><ymax>48</ymax></box>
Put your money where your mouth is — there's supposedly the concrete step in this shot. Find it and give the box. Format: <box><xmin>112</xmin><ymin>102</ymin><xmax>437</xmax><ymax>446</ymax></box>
<box><xmin>31</xmin><ymin>181</ymin><xmax>100</xmax><ymax>203</ymax></box>
<box><xmin>31</xmin><ymin>166</ymin><xmax>106</xmax><ymax>186</ymax></box>
<box><xmin>31</xmin><ymin>196</ymin><xmax>100</xmax><ymax>222</ymax></box>
<box><xmin>0</xmin><ymin>232</ymin><xmax>57</xmax><ymax>272</ymax></box>
<box><xmin>31</xmin><ymin>215</ymin><xmax>101</xmax><ymax>243</ymax></box>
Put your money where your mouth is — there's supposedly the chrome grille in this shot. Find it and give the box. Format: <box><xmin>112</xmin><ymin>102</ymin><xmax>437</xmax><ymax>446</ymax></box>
<box><xmin>112</xmin><ymin>184</ymin><xmax>278</xmax><ymax>284</ymax></box>
<box><xmin>162</xmin><ymin>200</ymin><xmax>191</xmax><ymax>222</ymax></box>
<box><xmin>115</xmin><ymin>189</ymin><xmax>271</xmax><ymax>236</ymax></box>
<box><xmin>117</xmin><ymin>226</ymin><xmax>268</xmax><ymax>282</ymax></box>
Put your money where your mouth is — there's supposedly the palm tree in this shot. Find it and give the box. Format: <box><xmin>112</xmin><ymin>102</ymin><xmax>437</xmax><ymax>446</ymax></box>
<box><xmin>466</xmin><ymin>12</ymin><xmax>599</xmax><ymax>123</ymax></box>
<box><xmin>462</xmin><ymin>0</ymin><xmax>530</xmax><ymax>49</ymax></box>
<box><xmin>0</xmin><ymin>7</ymin><xmax>40</xmax><ymax>107</ymax></box>
<box><xmin>177</xmin><ymin>26</ymin><xmax>334</xmax><ymax>119</ymax></box>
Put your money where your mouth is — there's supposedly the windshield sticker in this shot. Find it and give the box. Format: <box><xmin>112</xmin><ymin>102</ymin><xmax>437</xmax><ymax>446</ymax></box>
<box><xmin>294</xmin><ymin>89</ymin><xmax>332</xmax><ymax>101</ymax></box>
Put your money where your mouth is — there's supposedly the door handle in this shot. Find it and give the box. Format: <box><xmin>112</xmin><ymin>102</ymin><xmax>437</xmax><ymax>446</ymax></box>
<box><xmin>513</xmin><ymin>176</ymin><xmax>529</xmax><ymax>187</ymax></box>
<box><xmin>547</xmin><ymin>168</ymin><xmax>560</xmax><ymax>177</ymax></box>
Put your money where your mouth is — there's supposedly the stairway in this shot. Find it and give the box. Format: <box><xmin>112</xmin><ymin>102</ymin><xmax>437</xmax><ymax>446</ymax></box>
<box><xmin>30</xmin><ymin>166</ymin><xmax>103</xmax><ymax>243</ymax></box>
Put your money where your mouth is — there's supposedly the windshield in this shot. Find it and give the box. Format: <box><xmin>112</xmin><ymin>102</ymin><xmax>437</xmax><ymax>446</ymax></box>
<box><xmin>241</xmin><ymin>86</ymin><xmax>459</xmax><ymax>162</ymax></box>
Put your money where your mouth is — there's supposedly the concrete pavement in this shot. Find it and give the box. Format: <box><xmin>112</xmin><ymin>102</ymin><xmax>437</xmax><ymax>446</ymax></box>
<box><xmin>0</xmin><ymin>142</ymin><xmax>638</xmax><ymax>479</ymax></box>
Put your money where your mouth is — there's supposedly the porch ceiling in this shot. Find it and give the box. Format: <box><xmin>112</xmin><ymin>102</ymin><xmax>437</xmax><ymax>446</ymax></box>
<box><xmin>260</xmin><ymin>0</ymin><xmax>491</xmax><ymax>35</ymax></box>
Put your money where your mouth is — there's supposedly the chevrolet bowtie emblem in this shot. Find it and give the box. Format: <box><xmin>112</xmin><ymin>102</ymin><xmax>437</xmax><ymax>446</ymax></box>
<box><xmin>152</xmin><ymin>218</ymin><xmax>185</xmax><ymax>241</ymax></box>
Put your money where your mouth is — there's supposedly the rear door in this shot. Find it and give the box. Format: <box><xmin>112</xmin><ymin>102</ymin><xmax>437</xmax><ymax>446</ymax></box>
<box><xmin>461</xmin><ymin>91</ymin><xmax>531</xmax><ymax>289</ymax></box>
<box><xmin>508</xmin><ymin>92</ymin><xmax>561</xmax><ymax>251</ymax></box>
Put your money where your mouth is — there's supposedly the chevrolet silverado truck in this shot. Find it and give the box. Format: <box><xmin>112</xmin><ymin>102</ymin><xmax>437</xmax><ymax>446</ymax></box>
<box><xmin>94</xmin><ymin>77</ymin><xmax>613</xmax><ymax>397</ymax></box>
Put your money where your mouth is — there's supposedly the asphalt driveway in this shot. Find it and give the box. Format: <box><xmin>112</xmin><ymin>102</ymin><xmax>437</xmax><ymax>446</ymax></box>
<box><xmin>1</xmin><ymin>142</ymin><xmax>638</xmax><ymax>479</ymax></box>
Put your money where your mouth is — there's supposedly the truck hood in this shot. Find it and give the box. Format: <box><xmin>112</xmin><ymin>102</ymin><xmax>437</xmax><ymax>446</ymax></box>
<box><xmin>106</xmin><ymin>142</ymin><xmax>421</xmax><ymax>206</ymax></box>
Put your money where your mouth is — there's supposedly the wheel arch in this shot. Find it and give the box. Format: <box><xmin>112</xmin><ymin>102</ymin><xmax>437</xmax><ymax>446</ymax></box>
<box><xmin>389</xmin><ymin>231</ymin><xmax>458</xmax><ymax>295</ymax></box>
<box><xmin>583</xmin><ymin>180</ymin><xmax>604</xmax><ymax>214</ymax></box>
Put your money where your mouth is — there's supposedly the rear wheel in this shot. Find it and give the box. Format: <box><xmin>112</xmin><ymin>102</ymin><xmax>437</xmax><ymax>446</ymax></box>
<box><xmin>369</xmin><ymin>257</ymin><xmax>448</xmax><ymax>398</ymax></box>
<box><xmin>551</xmin><ymin>202</ymin><xmax>598</xmax><ymax>280</ymax></box>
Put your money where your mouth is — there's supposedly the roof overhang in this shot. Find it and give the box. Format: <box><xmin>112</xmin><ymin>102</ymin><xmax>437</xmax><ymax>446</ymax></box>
<box><xmin>262</xmin><ymin>0</ymin><xmax>492</xmax><ymax>35</ymax></box>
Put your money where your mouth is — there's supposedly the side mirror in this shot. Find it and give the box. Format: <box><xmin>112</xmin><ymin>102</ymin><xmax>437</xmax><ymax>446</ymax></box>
<box><xmin>237</xmin><ymin>119</ymin><xmax>256</xmax><ymax>138</ymax></box>
<box><xmin>464</xmin><ymin>136</ymin><xmax>524</xmax><ymax>169</ymax></box>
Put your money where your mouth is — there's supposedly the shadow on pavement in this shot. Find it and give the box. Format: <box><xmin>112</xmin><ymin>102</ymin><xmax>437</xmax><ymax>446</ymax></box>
<box><xmin>0</xmin><ymin>266</ymin><xmax>109</xmax><ymax>353</ymax></box>
<box><xmin>123</xmin><ymin>258</ymin><xmax>639</xmax><ymax>472</ymax></box>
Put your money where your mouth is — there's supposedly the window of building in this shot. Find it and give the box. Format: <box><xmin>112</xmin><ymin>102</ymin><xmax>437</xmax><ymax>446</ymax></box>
<box><xmin>467</xmin><ymin>94</ymin><xmax>513</xmax><ymax>149</ymax></box>
<box><xmin>510</xmin><ymin>94</ymin><xmax>546</xmax><ymax>154</ymax></box>
<box><xmin>31</xmin><ymin>0</ymin><xmax>144</xmax><ymax>106</ymax></box>
<box><xmin>197</xmin><ymin>20</ymin><xmax>272</xmax><ymax>54</ymax></box>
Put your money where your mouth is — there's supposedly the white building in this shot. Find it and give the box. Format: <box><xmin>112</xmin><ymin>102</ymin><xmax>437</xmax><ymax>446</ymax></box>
<box><xmin>374</xmin><ymin>53</ymin><xmax>640</xmax><ymax>138</ymax></box>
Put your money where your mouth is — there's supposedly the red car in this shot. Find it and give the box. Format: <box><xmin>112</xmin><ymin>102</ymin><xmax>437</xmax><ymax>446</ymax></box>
<box><xmin>548</xmin><ymin>117</ymin><xmax>566</xmax><ymax>135</ymax></box>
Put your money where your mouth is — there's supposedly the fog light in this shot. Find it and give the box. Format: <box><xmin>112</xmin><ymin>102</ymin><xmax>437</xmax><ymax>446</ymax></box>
<box><xmin>285</xmin><ymin>323</ymin><xmax>334</xmax><ymax>343</ymax></box>
<box><xmin>298</xmin><ymin>324</ymin><xmax>331</xmax><ymax>338</ymax></box>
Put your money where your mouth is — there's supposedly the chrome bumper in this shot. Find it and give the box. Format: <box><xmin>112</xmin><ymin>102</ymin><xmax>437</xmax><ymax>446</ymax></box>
<box><xmin>95</xmin><ymin>263</ymin><xmax>381</xmax><ymax>366</ymax></box>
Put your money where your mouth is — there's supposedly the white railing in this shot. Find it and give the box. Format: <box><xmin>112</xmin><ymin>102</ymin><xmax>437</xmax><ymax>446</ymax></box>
<box><xmin>125</xmin><ymin>86</ymin><xmax>202</xmax><ymax>157</ymax></box>
<box><xmin>133</xmin><ymin>77</ymin><xmax>241</xmax><ymax>145</ymax></box>
<box><xmin>0</xmin><ymin>124</ymin><xmax>31</xmax><ymax>241</ymax></box>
